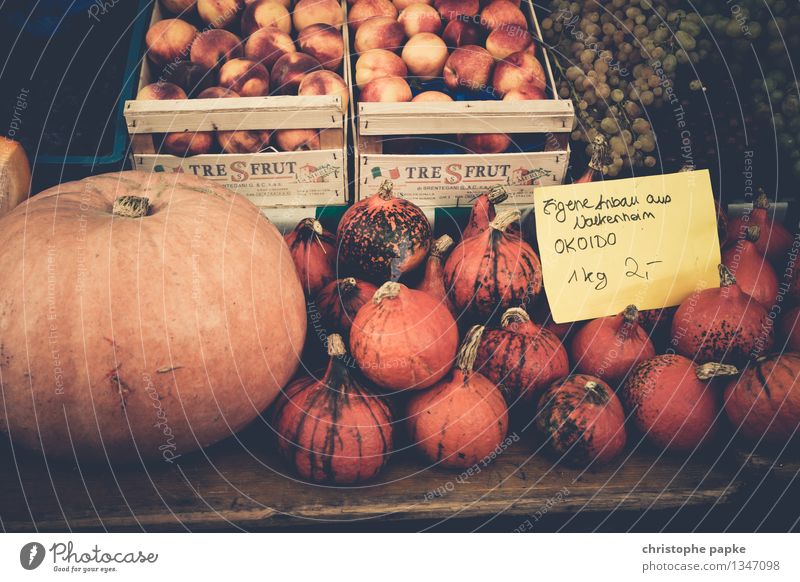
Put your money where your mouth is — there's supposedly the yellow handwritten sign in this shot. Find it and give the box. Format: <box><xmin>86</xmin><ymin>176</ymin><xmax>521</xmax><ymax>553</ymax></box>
<box><xmin>534</xmin><ymin>169</ymin><xmax>721</xmax><ymax>324</ymax></box>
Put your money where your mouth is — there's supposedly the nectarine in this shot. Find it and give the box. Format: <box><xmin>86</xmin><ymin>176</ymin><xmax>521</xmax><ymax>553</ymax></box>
<box><xmin>219</xmin><ymin>58</ymin><xmax>271</xmax><ymax>96</ymax></box>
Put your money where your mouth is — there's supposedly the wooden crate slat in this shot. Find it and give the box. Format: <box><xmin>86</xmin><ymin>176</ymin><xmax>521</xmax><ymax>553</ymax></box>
<box><xmin>126</xmin><ymin>96</ymin><xmax>343</xmax><ymax>134</ymax></box>
<box><xmin>358</xmin><ymin>100</ymin><xmax>574</xmax><ymax>136</ymax></box>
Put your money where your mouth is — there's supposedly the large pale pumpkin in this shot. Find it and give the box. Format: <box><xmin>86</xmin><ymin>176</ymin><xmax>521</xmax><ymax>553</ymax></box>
<box><xmin>0</xmin><ymin>171</ymin><xmax>306</xmax><ymax>462</ymax></box>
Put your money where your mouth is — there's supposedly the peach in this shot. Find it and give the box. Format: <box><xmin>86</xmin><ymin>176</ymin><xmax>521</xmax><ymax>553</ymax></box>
<box><xmin>394</xmin><ymin>0</ymin><xmax>432</xmax><ymax>8</ymax></box>
<box><xmin>359</xmin><ymin>76</ymin><xmax>412</xmax><ymax>102</ymax></box>
<box><xmin>270</xmin><ymin>52</ymin><xmax>322</xmax><ymax>94</ymax></box>
<box><xmin>145</xmin><ymin>19</ymin><xmax>198</xmax><ymax>67</ymax></box>
<box><xmin>412</xmin><ymin>90</ymin><xmax>453</xmax><ymax>102</ymax></box>
<box><xmin>217</xmin><ymin>130</ymin><xmax>272</xmax><ymax>153</ymax></box>
<box><xmin>354</xmin><ymin>16</ymin><xmax>406</xmax><ymax>53</ymax></box>
<box><xmin>195</xmin><ymin>86</ymin><xmax>240</xmax><ymax>98</ymax></box>
<box><xmin>502</xmin><ymin>85</ymin><xmax>546</xmax><ymax>100</ymax></box>
<box><xmin>219</xmin><ymin>58</ymin><xmax>270</xmax><ymax>95</ymax></box>
<box><xmin>241</xmin><ymin>0</ymin><xmax>292</xmax><ymax>36</ymax></box>
<box><xmin>491</xmin><ymin>50</ymin><xmax>545</xmax><ymax>97</ymax></box>
<box><xmin>355</xmin><ymin>49</ymin><xmax>408</xmax><ymax>88</ymax></box>
<box><xmin>480</xmin><ymin>0</ymin><xmax>526</xmax><ymax>31</ymax></box>
<box><xmin>485</xmin><ymin>24</ymin><xmax>533</xmax><ymax>60</ymax></box>
<box><xmin>398</xmin><ymin>3</ymin><xmax>442</xmax><ymax>36</ymax></box>
<box><xmin>138</xmin><ymin>83</ymin><xmax>213</xmax><ymax>156</ymax></box>
<box><xmin>190</xmin><ymin>29</ymin><xmax>243</xmax><ymax>71</ymax></box>
<box><xmin>197</xmin><ymin>0</ymin><xmax>244</xmax><ymax>29</ymax></box>
<box><xmin>245</xmin><ymin>27</ymin><xmax>296</xmax><ymax>69</ymax></box>
<box><xmin>458</xmin><ymin>133</ymin><xmax>510</xmax><ymax>153</ymax></box>
<box><xmin>349</xmin><ymin>0</ymin><xmax>398</xmax><ymax>32</ymax></box>
<box><xmin>137</xmin><ymin>82</ymin><xmax>188</xmax><ymax>100</ymax></box>
<box><xmin>442</xmin><ymin>19</ymin><xmax>484</xmax><ymax>48</ymax></box>
<box><xmin>443</xmin><ymin>44</ymin><xmax>494</xmax><ymax>92</ymax></box>
<box><xmin>293</xmin><ymin>0</ymin><xmax>344</xmax><ymax>33</ymax></box>
<box><xmin>272</xmin><ymin>129</ymin><xmax>321</xmax><ymax>151</ymax></box>
<box><xmin>298</xmin><ymin>70</ymin><xmax>350</xmax><ymax>111</ymax></box>
<box><xmin>297</xmin><ymin>24</ymin><xmax>344</xmax><ymax>71</ymax></box>
<box><xmin>245</xmin><ymin>0</ymin><xmax>290</xmax><ymax>6</ymax></box>
<box><xmin>434</xmin><ymin>0</ymin><xmax>478</xmax><ymax>21</ymax></box>
<box><xmin>401</xmin><ymin>33</ymin><xmax>448</xmax><ymax>80</ymax></box>
<box><xmin>160</xmin><ymin>61</ymin><xmax>215</xmax><ymax>95</ymax></box>
<box><xmin>160</xmin><ymin>0</ymin><xmax>198</xmax><ymax>15</ymax></box>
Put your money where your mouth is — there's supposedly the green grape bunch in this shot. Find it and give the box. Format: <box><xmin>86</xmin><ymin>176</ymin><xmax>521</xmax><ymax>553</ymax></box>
<box><xmin>541</xmin><ymin>0</ymin><xmax>708</xmax><ymax>176</ymax></box>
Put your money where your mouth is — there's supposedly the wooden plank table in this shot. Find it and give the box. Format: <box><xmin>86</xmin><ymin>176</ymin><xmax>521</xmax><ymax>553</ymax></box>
<box><xmin>3</xmin><ymin>425</ymin><xmax>782</xmax><ymax>532</ymax></box>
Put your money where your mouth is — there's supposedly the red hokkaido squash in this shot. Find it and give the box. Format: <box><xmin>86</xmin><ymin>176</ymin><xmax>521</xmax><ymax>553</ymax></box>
<box><xmin>417</xmin><ymin>234</ymin><xmax>455</xmax><ymax>315</ymax></box>
<box><xmin>406</xmin><ymin>325</ymin><xmax>509</xmax><ymax>468</ymax></box>
<box><xmin>284</xmin><ymin>217</ymin><xmax>337</xmax><ymax>297</ymax></box>
<box><xmin>314</xmin><ymin>277</ymin><xmax>378</xmax><ymax>338</ymax></box>
<box><xmin>474</xmin><ymin>307</ymin><xmax>569</xmax><ymax>406</ymax></box>
<box><xmin>722</xmin><ymin>225</ymin><xmax>779</xmax><ymax>307</ymax></box>
<box><xmin>444</xmin><ymin>209</ymin><xmax>542</xmax><ymax>322</ymax></box>
<box><xmin>0</xmin><ymin>171</ymin><xmax>306</xmax><ymax>462</ymax></box>
<box><xmin>271</xmin><ymin>334</ymin><xmax>394</xmax><ymax>483</ymax></box>
<box><xmin>350</xmin><ymin>281</ymin><xmax>459</xmax><ymax>391</ymax></box>
<box><xmin>536</xmin><ymin>374</ymin><xmax>626</xmax><ymax>466</ymax></box>
<box><xmin>337</xmin><ymin>180</ymin><xmax>432</xmax><ymax>283</ymax></box>
<box><xmin>622</xmin><ymin>355</ymin><xmax>738</xmax><ymax>452</ymax></box>
<box><xmin>570</xmin><ymin>305</ymin><xmax>656</xmax><ymax>386</ymax></box>
<box><xmin>461</xmin><ymin>185</ymin><xmax>508</xmax><ymax>240</ymax></box>
<box><xmin>723</xmin><ymin>353</ymin><xmax>800</xmax><ymax>445</ymax></box>
<box><xmin>637</xmin><ymin>306</ymin><xmax>677</xmax><ymax>337</ymax></box>
<box><xmin>727</xmin><ymin>191</ymin><xmax>793</xmax><ymax>263</ymax></box>
<box><xmin>671</xmin><ymin>265</ymin><xmax>774</xmax><ymax>365</ymax></box>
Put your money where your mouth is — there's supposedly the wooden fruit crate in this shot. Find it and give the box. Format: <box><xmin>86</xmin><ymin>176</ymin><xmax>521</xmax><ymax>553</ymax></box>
<box><xmin>124</xmin><ymin>1</ymin><xmax>351</xmax><ymax>210</ymax></box>
<box><xmin>351</xmin><ymin>0</ymin><xmax>574</xmax><ymax>207</ymax></box>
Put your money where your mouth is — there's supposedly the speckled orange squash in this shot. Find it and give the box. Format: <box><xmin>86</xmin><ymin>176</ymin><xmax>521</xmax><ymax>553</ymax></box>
<box><xmin>271</xmin><ymin>334</ymin><xmax>394</xmax><ymax>483</ymax></box>
<box><xmin>314</xmin><ymin>277</ymin><xmax>378</xmax><ymax>338</ymax></box>
<box><xmin>724</xmin><ymin>353</ymin><xmax>800</xmax><ymax>445</ymax></box>
<box><xmin>416</xmin><ymin>234</ymin><xmax>456</xmax><ymax>315</ymax></box>
<box><xmin>284</xmin><ymin>217</ymin><xmax>337</xmax><ymax>297</ymax></box>
<box><xmin>536</xmin><ymin>374</ymin><xmax>626</xmax><ymax>466</ymax></box>
<box><xmin>671</xmin><ymin>265</ymin><xmax>773</xmax><ymax>365</ymax></box>
<box><xmin>406</xmin><ymin>326</ymin><xmax>509</xmax><ymax>468</ymax></box>
<box><xmin>0</xmin><ymin>171</ymin><xmax>306</xmax><ymax>462</ymax></box>
<box><xmin>474</xmin><ymin>307</ymin><xmax>569</xmax><ymax>407</ymax></box>
<box><xmin>461</xmin><ymin>185</ymin><xmax>508</xmax><ymax>240</ymax></box>
<box><xmin>444</xmin><ymin>209</ymin><xmax>542</xmax><ymax>322</ymax></box>
<box><xmin>337</xmin><ymin>181</ymin><xmax>432</xmax><ymax>283</ymax></box>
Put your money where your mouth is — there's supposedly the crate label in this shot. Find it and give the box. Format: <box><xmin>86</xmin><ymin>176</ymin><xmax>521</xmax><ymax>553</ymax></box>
<box><xmin>534</xmin><ymin>169</ymin><xmax>721</xmax><ymax>324</ymax></box>
<box><xmin>360</xmin><ymin>152</ymin><xmax>567</xmax><ymax>206</ymax></box>
<box><xmin>134</xmin><ymin>150</ymin><xmax>346</xmax><ymax>207</ymax></box>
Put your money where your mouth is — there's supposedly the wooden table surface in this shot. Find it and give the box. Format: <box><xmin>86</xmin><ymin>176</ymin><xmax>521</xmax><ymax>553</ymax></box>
<box><xmin>3</xmin><ymin>425</ymin><xmax>794</xmax><ymax>532</ymax></box>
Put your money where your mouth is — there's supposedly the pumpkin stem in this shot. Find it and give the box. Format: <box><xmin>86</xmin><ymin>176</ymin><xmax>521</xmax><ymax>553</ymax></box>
<box><xmin>745</xmin><ymin>225</ymin><xmax>761</xmax><ymax>243</ymax></box>
<box><xmin>719</xmin><ymin>264</ymin><xmax>737</xmax><ymax>287</ymax></box>
<box><xmin>486</xmin><ymin>185</ymin><xmax>509</xmax><ymax>205</ymax></box>
<box><xmin>339</xmin><ymin>277</ymin><xmax>358</xmax><ymax>294</ymax></box>
<box><xmin>456</xmin><ymin>325</ymin><xmax>485</xmax><ymax>374</ymax></box>
<box><xmin>500</xmin><ymin>307</ymin><xmax>530</xmax><ymax>327</ymax></box>
<box><xmin>377</xmin><ymin>180</ymin><xmax>394</xmax><ymax>200</ymax></box>
<box><xmin>753</xmin><ymin>189</ymin><xmax>770</xmax><ymax>210</ymax></box>
<box><xmin>489</xmin><ymin>209</ymin><xmax>521</xmax><ymax>232</ymax></box>
<box><xmin>327</xmin><ymin>334</ymin><xmax>346</xmax><ymax>358</ymax></box>
<box><xmin>373</xmin><ymin>281</ymin><xmax>401</xmax><ymax>303</ymax></box>
<box><xmin>623</xmin><ymin>304</ymin><xmax>639</xmax><ymax>324</ymax></box>
<box><xmin>695</xmin><ymin>362</ymin><xmax>739</xmax><ymax>381</ymax></box>
<box><xmin>584</xmin><ymin>379</ymin><xmax>609</xmax><ymax>402</ymax></box>
<box><xmin>112</xmin><ymin>195</ymin><xmax>150</xmax><ymax>218</ymax></box>
<box><xmin>430</xmin><ymin>234</ymin><xmax>454</xmax><ymax>258</ymax></box>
